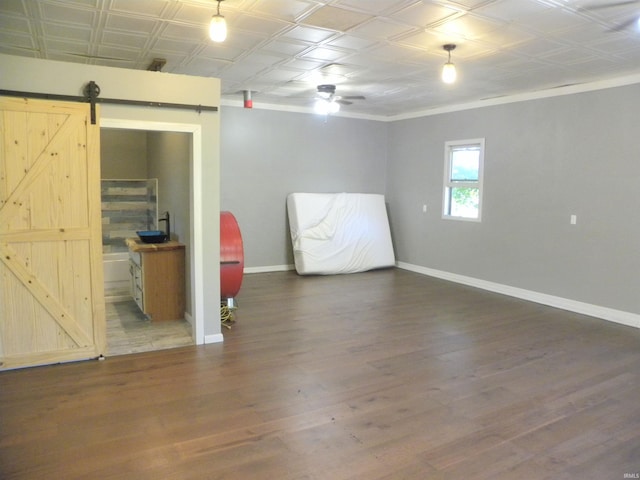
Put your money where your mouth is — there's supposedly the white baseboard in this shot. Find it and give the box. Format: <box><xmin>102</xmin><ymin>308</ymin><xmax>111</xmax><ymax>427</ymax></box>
<box><xmin>204</xmin><ymin>333</ymin><xmax>224</xmax><ymax>344</ymax></box>
<box><xmin>244</xmin><ymin>264</ymin><xmax>295</xmax><ymax>274</ymax></box>
<box><xmin>396</xmin><ymin>261</ymin><xmax>640</xmax><ymax>329</ymax></box>
<box><xmin>184</xmin><ymin>311</ymin><xmax>193</xmax><ymax>327</ymax></box>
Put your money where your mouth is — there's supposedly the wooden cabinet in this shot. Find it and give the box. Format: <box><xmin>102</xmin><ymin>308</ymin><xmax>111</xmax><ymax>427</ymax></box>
<box><xmin>126</xmin><ymin>239</ymin><xmax>185</xmax><ymax>321</ymax></box>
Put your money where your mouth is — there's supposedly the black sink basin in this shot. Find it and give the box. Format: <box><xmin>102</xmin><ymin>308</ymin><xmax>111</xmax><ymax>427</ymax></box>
<box><xmin>136</xmin><ymin>230</ymin><xmax>168</xmax><ymax>244</ymax></box>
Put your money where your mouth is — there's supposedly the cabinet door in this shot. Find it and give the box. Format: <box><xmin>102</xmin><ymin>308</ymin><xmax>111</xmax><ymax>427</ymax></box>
<box><xmin>0</xmin><ymin>97</ymin><xmax>106</xmax><ymax>370</ymax></box>
<box><xmin>130</xmin><ymin>260</ymin><xmax>144</xmax><ymax>311</ymax></box>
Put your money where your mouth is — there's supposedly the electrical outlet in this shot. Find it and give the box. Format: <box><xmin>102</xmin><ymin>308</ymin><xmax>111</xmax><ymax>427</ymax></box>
<box><xmin>570</xmin><ymin>214</ymin><xmax>577</xmax><ymax>225</ymax></box>
<box><xmin>422</xmin><ymin>204</ymin><xmax>427</xmax><ymax>213</ymax></box>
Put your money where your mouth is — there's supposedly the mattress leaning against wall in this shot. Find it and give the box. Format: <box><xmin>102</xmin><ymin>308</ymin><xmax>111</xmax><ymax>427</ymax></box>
<box><xmin>286</xmin><ymin>193</ymin><xmax>395</xmax><ymax>275</ymax></box>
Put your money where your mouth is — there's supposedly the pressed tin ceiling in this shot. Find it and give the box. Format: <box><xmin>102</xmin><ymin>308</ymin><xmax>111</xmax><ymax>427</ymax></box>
<box><xmin>0</xmin><ymin>0</ymin><xmax>639</xmax><ymax>117</ymax></box>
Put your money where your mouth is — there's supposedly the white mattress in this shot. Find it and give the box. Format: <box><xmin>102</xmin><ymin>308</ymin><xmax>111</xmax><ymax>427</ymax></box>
<box><xmin>287</xmin><ymin>193</ymin><xmax>395</xmax><ymax>275</ymax></box>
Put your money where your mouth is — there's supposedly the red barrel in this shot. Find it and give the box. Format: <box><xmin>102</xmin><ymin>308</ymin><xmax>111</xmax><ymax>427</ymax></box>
<box><xmin>220</xmin><ymin>211</ymin><xmax>244</xmax><ymax>299</ymax></box>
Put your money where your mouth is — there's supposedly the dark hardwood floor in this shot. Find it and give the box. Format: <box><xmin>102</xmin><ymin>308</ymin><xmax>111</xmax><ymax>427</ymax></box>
<box><xmin>1</xmin><ymin>269</ymin><xmax>639</xmax><ymax>479</ymax></box>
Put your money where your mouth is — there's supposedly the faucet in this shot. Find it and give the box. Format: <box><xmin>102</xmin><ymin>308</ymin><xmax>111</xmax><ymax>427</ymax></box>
<box><xmin>158</xmin><ymin>211</ymin><xmax>170</xmax><ymax>241</ymax></box>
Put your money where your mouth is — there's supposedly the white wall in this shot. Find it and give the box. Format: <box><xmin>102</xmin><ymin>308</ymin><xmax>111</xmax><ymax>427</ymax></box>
<box><xmin>0</xmin><ymin>53</ymin><xmax>222</xmax><ymax>343</ymax></box>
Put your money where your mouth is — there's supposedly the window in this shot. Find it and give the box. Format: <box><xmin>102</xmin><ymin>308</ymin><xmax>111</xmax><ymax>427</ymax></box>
<box><xmin>443</xmin><ymin>138</ymin><xmax>484</xmax><ymax>221</ymax></box>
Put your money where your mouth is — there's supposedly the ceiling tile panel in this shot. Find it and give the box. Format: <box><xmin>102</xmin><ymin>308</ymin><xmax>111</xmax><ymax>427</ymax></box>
<box><xmin>540</xmin><ymin>47</ymin><xmax>599</xmax><ymax>65</ymax></box>
<box><xmin>0</xmin><ymin>31</ymin><xmax>35</xmax><ymax>49</ymax></box>
<box><xmin>222</xmin><ymin>30</ymin><xmax>268</xmax><ymax>51</ymax></box>
<box><xmin>348</xmin><ymin>18</ymin><xmax>416</xmax><ymax>40</ymax></box>
<box><xmin>262</xmin><ymin>40</ymin><xmax>310</xmax><ymax>57</ymax></box>
<box><xmin>249</xmin><ymin>0</ymin><xmax>317</xmax><ymax>21</ymax></box>
<box><xmin>586</xmin><ymin>34</ymin><xmax>640</xmax><ymax>55</ymax></box>
<box><xmin>390</xmin><ymin>2</ymin><xmax>461</xmax><ymax>27</ymax></box>
<box><xmin>233</xmin><ymin>15</ymin><xmax>291</xmax><ymax>37</ymax></box>
<box><xmin>0</xmin><ymin>15</ymin><xmax>32</xmax><ymax>32</ymax></box>
<box><xmin>300</xmin><ymin>6</ymin><xmax>373</xmax><ymax>31</ymax></box>
<box><xmin>325</xmin><ymin>34</ymin><xmax>378</xmax><ymax>51</ymax></box>
<box><xmin>110</xmin><ymin>0</ymin><xmax>171</xmax><ymax>17</ymax></box>
<box><xmin>250</xmin><ymin>67</ymin><xmax>307</xmax><ymax>83</ymax></box>
<box><xmin>280</xmin><ymin>24</ymin><xmax>337</xmax><ymax>43</ymax></box>
<box><xmin>40</xmin><ymin>2</ymin><xmax>96</xmax><ymax>25</ymax></box>
<box><xmin>318</xmin><ymin>62</ymin><xmax>363</xmax><ymax>77</ymax></box>
<box><xmin>181</xmin><ymin>56</ymin><xmax>230</xmax><ymax>76</ymax></box>
<box><xmin>509</xmin><ymin>37</ymin><xmax>568</xmax><ymax>58</ymax></box>
<box><xmin>104</xmin><ymin>13</ymin><xmax>157</xmax><ymax>34</ymax></box>
<box><xmin>101</xmin><ymin>31</ymin><xmax>149</xmax><ymax>50</ymax></box>
<box><xmin>446</xmin><ymin>0</ymin><xmax>501</xmax><ymax>9</ymax></box>
<box><xmin>44</xmin><ymin>37</ymin><xmax>91</xmax><ymax>55</ymax></box>
<box><xmin>476</xmin><ymin>25</ymin><xmax>537</xmax><ymax>48</ymax></box>
<box><xmin>283</xmin><ymin>57</ymin><xmax>327</xmax><ymax>71</ymax></box>
<box><xmin>97</xmin><ymin>44</ymin><xmax>142</xmax><ymax>60</ymax></box>
<box><xmin>299</xmin><ymin>46</ymin><xmax>351</xmax><ymax>62</ymax></box>
<box><xmin>199</xmin><ymin>44</ymin><xmax>247</xmax><ymax>61</ymax></box>
<box><xmin>333</xmin><ymin>0</ymin><xmax>411</xmax><ymax>15</ymax></box>
<box><xmin>162</xmin><ymin>22</ymin><xmax>206</xmax><ymax>40</ymax></box>
<box><xmin>151</xmin><ymin>37</ymin><xmax>199</xmax><ymax>54</ymax></box>
<box><xmin>239</xmin><ymin>51</ymin><xmax>288</xmax><ymax>67</ymax></box>
<box><xmin>513</xmin><ymin>7</ymin><xmax>595</xmax><ymax>34</ymax></box>
<box><xmin>472</xmin><ymin>0</ymin><xmax>555</xmax><ymax>22</ymax></box>
<box><xmin>430</xmin><ymin>13</ymin><xmax>507</xmax><ymax>41</ymax></box>
<box><xmin>42</xmin><ymin>22</ymin><xmax>92</xmax><ymax>41</ymax></box>
<box><xmin>0</xmin><ymin>0</ymin><xmax>26</xmax><ymax>15</ymax></box>
<box><xmin>171</xmin><ymin>3</ymin><xmax>212</xmax><ymax>24</ymax></box>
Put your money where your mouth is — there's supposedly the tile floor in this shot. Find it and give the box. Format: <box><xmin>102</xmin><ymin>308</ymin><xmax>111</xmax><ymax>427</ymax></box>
<box><xmin>105</xmin><ymin>299</ymin><xmax>193</xmax><ymax>356</ymax></box>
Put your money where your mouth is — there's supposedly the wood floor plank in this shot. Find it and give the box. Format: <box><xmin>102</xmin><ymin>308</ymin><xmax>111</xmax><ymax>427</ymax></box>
<box><xmin>1</xmin><ymin>268</ymin><xmax>639</xmax><ymax>479</ymax></box>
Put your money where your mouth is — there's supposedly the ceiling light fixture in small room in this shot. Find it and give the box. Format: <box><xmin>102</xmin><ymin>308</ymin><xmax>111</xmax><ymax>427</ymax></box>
<box><xmin>441</xmin><ymin>44</ymin><xmax>457</xmax><ymax>84</ymax></box>
<box><xmin>209</xmin><ymin>0</ymin><xmax>227</xmax><ymax>42</ymax></box>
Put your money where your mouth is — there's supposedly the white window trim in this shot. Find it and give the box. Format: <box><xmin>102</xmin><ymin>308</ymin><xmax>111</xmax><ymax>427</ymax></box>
<box><xmin>442</xmin><ymin>138</ymin><xmax>485</xmax><ymax>222</ymax></box>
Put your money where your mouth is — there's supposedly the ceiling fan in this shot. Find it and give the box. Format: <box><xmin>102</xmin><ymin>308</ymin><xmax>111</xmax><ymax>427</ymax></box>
<box><xmin>579</xmin><ymin>0</ymin><xmax>640</xmax><ymax>31</ymax></box>
<box><xmin>313</xmin><ymin>84</ymin><xmax>365</xmax><ymax>115</ymax></box>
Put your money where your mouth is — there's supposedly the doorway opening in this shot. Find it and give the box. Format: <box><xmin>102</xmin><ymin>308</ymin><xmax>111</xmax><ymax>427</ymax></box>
<box><xmin>100</xmin><ymin>118</ymin><xmax>204</xmax><ymax>354</ymax></box>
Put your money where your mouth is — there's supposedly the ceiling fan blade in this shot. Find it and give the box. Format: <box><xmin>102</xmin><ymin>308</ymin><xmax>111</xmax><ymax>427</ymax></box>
<box><xmin>341</xmin><ymin>95</ymin><xmax>366</xmax><ymax>100</ymax></box>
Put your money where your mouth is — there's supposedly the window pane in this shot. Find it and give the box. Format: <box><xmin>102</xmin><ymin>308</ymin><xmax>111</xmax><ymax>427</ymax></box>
<box><xmin>449</xmin><ymin>187</ymin><xmax>479</xmax><ymax>218</ymax></box>
<box><xmin>450</xmin><ymin>148</ymin><xmax>479</xmax><ymax>182</ymax></box>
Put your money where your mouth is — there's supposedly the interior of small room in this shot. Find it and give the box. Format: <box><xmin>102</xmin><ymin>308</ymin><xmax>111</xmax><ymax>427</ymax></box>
<box><xmin>100</xmin><ymin>128</ymin><xmax>194</xmax><ymax>356</ymax></box>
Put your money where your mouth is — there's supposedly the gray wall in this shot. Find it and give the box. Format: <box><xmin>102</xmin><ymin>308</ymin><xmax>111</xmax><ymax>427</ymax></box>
<box><xmin>100</xmin><ymin>129</ymin><xmax>147</xmax><ymax>178</ymax></box>
<box><xmin>386</xmin><ymin>83</ymin><xmax>640</xmax><ymax>315</ymax></box>
<box><xmin>220</xmin><ymin>84</ymin><xmax>639</xmax><ymax>317</ymax></box>
<box><xmin>220</xmin><ymin>107</ymin><xmax>388</xmax><ymax>268</ymax></box>
<box><xmin>147</xmin><ymin>131</ymin><xmax>192</xmax><ymax>315</ymax></box>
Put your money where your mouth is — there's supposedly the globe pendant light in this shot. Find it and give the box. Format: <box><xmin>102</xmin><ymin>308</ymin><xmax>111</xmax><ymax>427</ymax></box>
<box><xmin>442</xmin><ymin>44</ymin><xmax>457</xmax><ymax>84</ymax></box>
<box><xmin>209</xmin><ymin>0</ymin><xmax>227</xmax><ymax>42</ymax></box>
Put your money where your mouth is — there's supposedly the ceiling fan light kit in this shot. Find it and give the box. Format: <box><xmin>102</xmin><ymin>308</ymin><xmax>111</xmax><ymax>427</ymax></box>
<box><xmin>314</xmin><ymin>99</ymin><xmax>340</xmax><ymax>115</ymax></box>
<box><xmin>442</xmin><ymin>44</ymin><xmax>457</xmax><ymax>84</ymax></box>
<box><xmin>312</xmin><ymin>84</ymin><xmax>365</xmax><ymax>115</ymax></box>
<box><xmin>209</xmin><ymin>0</ymin><xmax>227</xmax><ymax>42</ymax></box>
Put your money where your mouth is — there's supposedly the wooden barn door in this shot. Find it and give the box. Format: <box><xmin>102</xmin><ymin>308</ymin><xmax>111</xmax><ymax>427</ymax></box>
<box><xmin>0</xmin><ymin>97</ymin><xmax>105</xmax><ymax>370</ymax></box>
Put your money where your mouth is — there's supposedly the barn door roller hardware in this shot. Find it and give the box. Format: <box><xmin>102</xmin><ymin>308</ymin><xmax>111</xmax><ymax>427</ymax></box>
<box><xmin>0</xmin><ymin>80</ymin><xmax>218</xmax><ymax>124</ymax></box>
